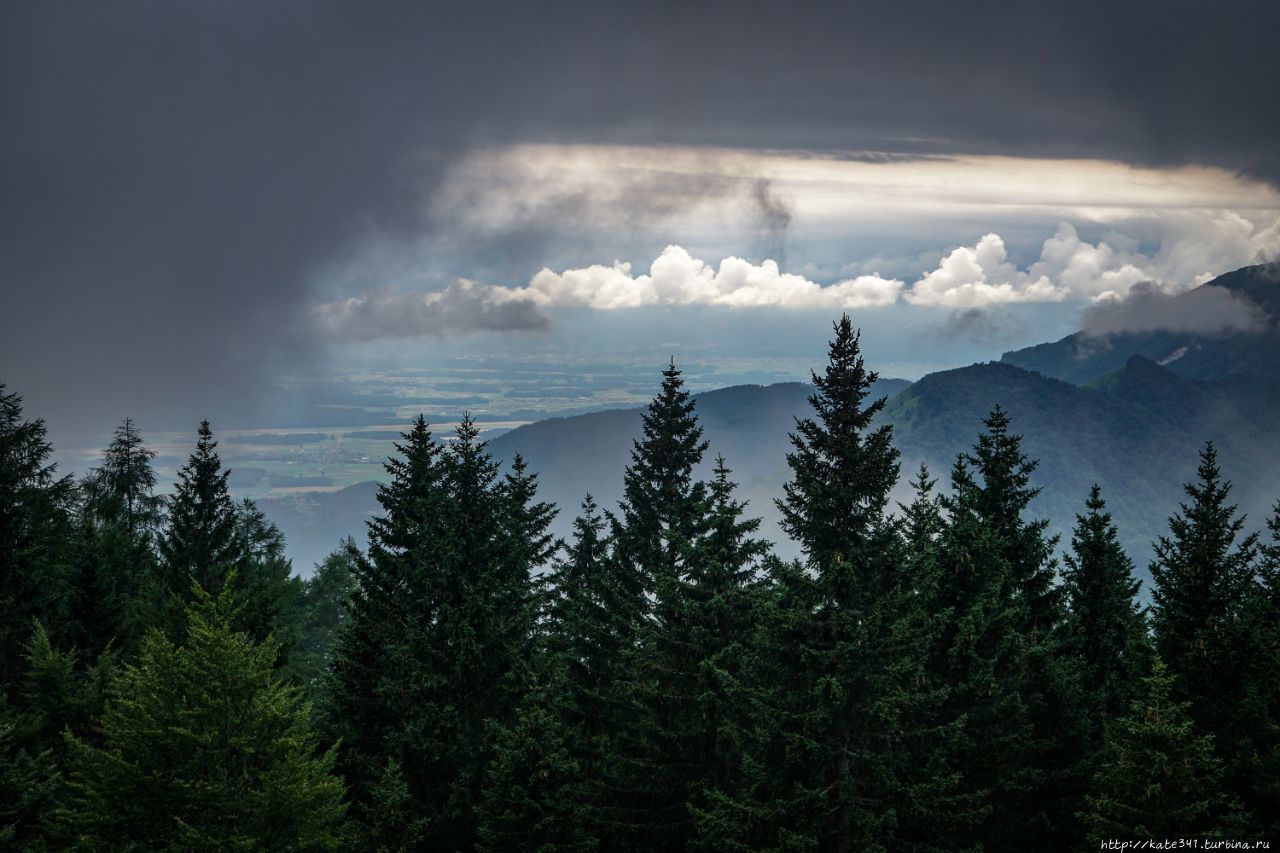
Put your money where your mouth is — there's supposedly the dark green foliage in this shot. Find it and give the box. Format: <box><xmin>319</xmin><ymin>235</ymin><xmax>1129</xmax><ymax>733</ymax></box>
<box><xmin>541</xmin><ymin>495</ymin><xmax>637</xmax><ymax>839</ymax></box>
<box><xmin>69</xmin><ymin>419</ymin><xmax>164</xmax><ymax>659</ymax></box>
<box><xmin>613</xmin><ymin>358</ymin><xmax>710</xmax><ymax>599</ymax></box>
<box><xmin>289</xmin><ymin>540</ymin><xmax>359</xmax><ymax>697</ymax></box>
<box><xmin>932</xmin><ymin>408</ymin><xmax>1088</xmax><ymax>850</ymax></box>
<box><xmin>734</xmin><ymin>316</ymin><xmax>942</xmax><ymax>851</ymax></box>
<box><xmin>60</xmin><ymin>584</ymin><xmax>347</xmax><ymax>850</ymax></box>
<box><xmin>329</xmin><ymin>414</ymin><xmax>549</xmax><ymax>849</ymax></box>
<box><xmin>159</xmin><ymin>420</ymin><xmax>238</xmax><ymax>603</ymax></box>
<box><xmin>928</xmin><ymin>458</ymin><xmax>1031</xmax><ymax>849</ymax></box>
<box><xmin>0</xmin><ymin>386</ymin><xmax>76</xmax><ymax>690</ymax></box>
<box><xmin>0</xmin><ymin>626</ymin><xmax>113</xmax><ymax>851</ymax></box>
<box><xmin>962</xmin><ymin>405</ymin><xmax>1062</xmax><ymax>630</ymax></box>
<box><xmin>477</xmin><ymin>673</ymin><xmax>594</xmax><ymax>852</ymax></box>
<box><xmin>159</xmin><ymin>421</ymin><xmax>304</xmax><ymax>648</ymax></box>
<box><xmin>601</xmin><ymin>360</ymin><xmax>719</xmax><ymax>846</ymax></box>
<box><xmin>1255</xmin><ymin>503</ymin><xmax>1280</xmax><ymax>834</ymax></box>
<box><xmin>1150</xmin><ymin>443</ymin><xmax>1273</xmax><ymax>833</ymax></box>
<box><xmin>228</xmin><ymin>498</ymin><xmax>306</xmax><ymax>648</ymax></box>
<box><xmin>0</xmin><ymin>697</ymin><xmax>59</xmax><ymax>852</ymax></box>
<box><xmin>1083</xmin><ymin>659</ymin><xmax>1240</xmax><ymax>841</ymax></box>
<box><xmin>628</xmin><ymin>456</ymin><xmax>768</xmax><ymax>849</ymax></box>
<box><xmin>1062</xmin><ymin>486</ymin><xmax>1151</xmax><ymax>748</ymax></box>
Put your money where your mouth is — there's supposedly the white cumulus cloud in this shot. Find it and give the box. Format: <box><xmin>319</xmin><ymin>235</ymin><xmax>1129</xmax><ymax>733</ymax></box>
<box><xmin>907</xmin><ymin>217</ymin><xmax>1280</xmax><ymax>308</ymax></box>
<box><xmin>906</xmin><ymin>233</ymin><xmax>1067</xmax><ymax>307</ymax></box>
<box><xmin>519</xmin><ymin>245</ymin><xmax>904</xmax><ymax>310</ymax></box>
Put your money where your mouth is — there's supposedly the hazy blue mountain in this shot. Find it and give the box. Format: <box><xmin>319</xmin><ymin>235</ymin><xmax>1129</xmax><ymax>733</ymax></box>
<box><xmin>883</xmin><ymin>358</ymin><xmax>1280</xmax><ymax>571</ymax></box>
<box><xmin>260</xmin><ymin>264</ymin><xmax>1280</xmax><ymax>577</ymax></box>
<box><xmin>1001</xmin><ymin>262</ymin><xmax>1280</xmax><ymax>384</ymax></box>
<box><xmin>262</xmin><ymin>379</ymin><xmax>909</xmax><ymax>570</ymax></box>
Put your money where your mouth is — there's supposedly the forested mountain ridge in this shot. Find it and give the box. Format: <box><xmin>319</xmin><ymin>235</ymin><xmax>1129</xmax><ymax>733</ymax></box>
<box><xmin>264</xmin><ymin>355</ymin><xmax>1280</xmax><ymax>573</ymax></box>
<box><xmin>481</xmin><ymin>355</ymin><xmax>1280</xmax><ymax>572</ymax></box>
<box><xmin>1001</xmin><ymin>261</ymin><xmax>1280</xmax><ymax>384</ymax></box>
<box><xmin>5</xmin><ymin>311</ymin><xmax>1280</xmax><ymax>848</ymax></box>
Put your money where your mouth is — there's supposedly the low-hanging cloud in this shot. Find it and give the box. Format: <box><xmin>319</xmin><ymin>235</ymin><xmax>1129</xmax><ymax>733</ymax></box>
<box><xmin>314</xmin><ymin>245</ymin><xmax>904</xmax><ymax>340</ymax></box>
<box><xmin>312</xmin><ymin>280</ymin><xmax>549</xmax><ymax>341</ymax></box>
<box><xmin>1081</xmin><ymin>282</ymin><xmax>1272</xmax><ymax>337</ymax></box>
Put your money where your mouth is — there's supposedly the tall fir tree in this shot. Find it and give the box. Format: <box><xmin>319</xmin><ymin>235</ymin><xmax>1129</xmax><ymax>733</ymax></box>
<box><xmin>60</xmin><ymin>582</ymin><xmax>348</xmax><ymax>850</ymax></box>
<box><xmin>158</xmin><ymin>421</ymin><xmax>237</xmax><ymax>615</ymax></box>
<box><xmin>327</xmin><ymin>416</ymin><xmax>447</xmax><ymax>848</ymax></box>
<box><xmin>1150</xmin><ymin>443</ymin><xmax>1270</xmax><ymax>833</ymax></box>
<box><xmin>627</xmin><ymin>455</ymin><xmax>767</xmax><ymax>850</ymax></box>
<box><xmin>950</xmin><ymin>406</ymin><xmax>1086</xmax><ymax>849</ymax></box>
<box><xmin>603</xmin><ymin>360</ymin><xmax>716</xmax><ymax>847</ymax></box>
<box><xmin>925</xmin><ymin>457</ymin><xmax>1029</xmax><ymax>850</ymax></box>
<box><xmin>612</xmin><ymin>358</ymin><xmax>710</xmax><ymax>599</ymax></box>
<box><xmin>733</xmin><ymin>316</ymin><xmax>940</xmax><ymax>851</ymax></box>
<box><xmin>1061</xmin><ymin>485</ymin><xmax>1151</xmax><ymax>754</ymax></box>
<box><xmin>962</xmin><ymin>405</ymin><xmax>1060</xmax><ymax>630</ymax></box>
<box><xmin>0</xmin><ymin>386</ymin><xmax>76</xmax><ymax>690</ymax></box>
<box><xmin>1082</xmin><ymin>658</ymin><xmax>1241</xmax><ymax>841</ymax></box>
<box><xmin>159</xmin><ymin>422</ymin><xmax>302</xmax><ymax>649</ymax></box>
<box><xmin>70</xmin><ymin>418</ymin><xmax>164</xmax><ymax>658</ymax></box>
<box><xmin>541</xmin><ymin>495</ymin><xmax>638</xmax><ymax>842</ymax></box>
<box><xmin>328</xmin><ymin>415</ymin><xmax>549</xmax><ymax>850</ymax></box>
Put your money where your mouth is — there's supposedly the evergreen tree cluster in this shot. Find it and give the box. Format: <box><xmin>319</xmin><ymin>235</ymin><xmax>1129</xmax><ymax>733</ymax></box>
<box><xmin>2</xmin><ymin>314</ymin><xmax>1279</xmax><ymax>850</ymax></box>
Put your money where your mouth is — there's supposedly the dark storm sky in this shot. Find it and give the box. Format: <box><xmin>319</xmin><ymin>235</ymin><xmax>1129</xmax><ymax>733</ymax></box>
<box><xmin>2</xmin><ymin>0</ymin><xmax>1278</xmax><ymax>429</ymax></box>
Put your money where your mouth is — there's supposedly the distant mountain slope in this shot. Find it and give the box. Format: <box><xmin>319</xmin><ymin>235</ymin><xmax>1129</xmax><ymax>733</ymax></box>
<box><xmin>882</xmin><ymin>359</ymin><xmax>1280</xmax><ymax>570</ymax></box>
<box><xmin>261</xmin><ymin>379</ymin><xmax>910</xmax><ymax>570</ymax></box>
<box><xmin>486</xmin><ymin>378</ymin><xmax>910</xmax><ymax>557</ymax></box>
<box><xmin>1001</xmin><ymin>262</ymin><xmax>1280</xmax><ymax>384</ymax></box>
<box><xmin>263</xmin><ymin>355</ymin><xmax>1280</xmax><ymax>583</ymax></box>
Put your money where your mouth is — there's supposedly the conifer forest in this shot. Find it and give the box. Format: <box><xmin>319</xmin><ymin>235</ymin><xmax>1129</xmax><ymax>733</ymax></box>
<box><xmin>2</xmin><ymin>316</ymin><xmax>1278</xmax><ymax>851</ymax></box>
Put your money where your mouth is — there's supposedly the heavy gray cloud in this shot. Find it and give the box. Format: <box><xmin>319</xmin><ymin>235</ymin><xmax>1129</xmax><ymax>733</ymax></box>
<box><xmin>1082</xmin><ymin>283</ymin><xmax>1273</xmax><ymax>337</ymax></box>
<box><xmin>3</xmin><ymin>0</ymin><xmax>1280</xmax><ymax>432</ymax></box>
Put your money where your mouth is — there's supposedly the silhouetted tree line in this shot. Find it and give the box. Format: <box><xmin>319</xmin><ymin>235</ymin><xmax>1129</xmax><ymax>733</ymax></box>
<box><xmin>2</xmin><ymin>316</ymin><xmax>1278</xmax><ymax>850</ymax></box>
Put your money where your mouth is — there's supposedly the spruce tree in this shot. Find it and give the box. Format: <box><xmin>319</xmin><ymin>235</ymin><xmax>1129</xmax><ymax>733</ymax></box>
<box><xmin>1150</xmin><ymin>443</ymin><xmax>1269</xmax><ymax>832</ymax></box>
<box><xmin>70</xmin><ymin>419</ymin><xmax>163</xmax><ymax>658</ymax></box>
<box><xmin>158</xmin><ymin>421</ymin><xmax>237</xmax><ymax>614</ymax></box>
<box><xmin>952</xmin><ymin>407</ymin><xmax>1086</xmax><ymax>848</ymax></box>
<box><xmin>928</xmin><ymin>457</ymin><xmax>1032</xmax><ymax>849</ymax></box>
<box><xmin>613</xmin><ymin>358</ymin><xmax>709</xmax><ymax>599</ymax></box>
<box><xmin>631</xmin><ymin>456</ymin><xmax>767</xmax><ymax>850</ymax></box>
<box><xmin>60</xmin><ymin>583</ymin><xmax>348</xmax><ymax>850</ymax></box>
<box><xmin>328</xmin><ymin>416</ymin><xmax>447</xmax><ymax>848</ymax></box>
<box><xmin>1061</xmin><ymin>486</ymin><xmax>1151</xmax><ymax>751</ymax></box>
<box><xmin>1082</xmin><ymin>658</ymin><xmax>1240</xmax><ymax>841</ymax></box>
<box><xmin>81</xmin><ymin>418</ymin><xmax>162</xmax><ymax>538</ymax></box>
<box><xmin>0</xmin><ymin>386</ymin><xmax>76</xmax><ymax>690</ymax></box>
<box><xmin>962</xmin><ymin>405</ymin><xmax>1060</xmax><ymax>630</ymax></box>
<box><xmin>603</xmin><ymin>360</ymin><xmax>714</xmax><ymax>846</ymax></box>
<box><xmin>328</xmin><ymin>415</ymin><xmax>548</xmax><ymax>849</ymax></box>
<box><xmin>739</xmin><ymin>316</ymin><xmax>937</xmax><ymax>850</ymax></box>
